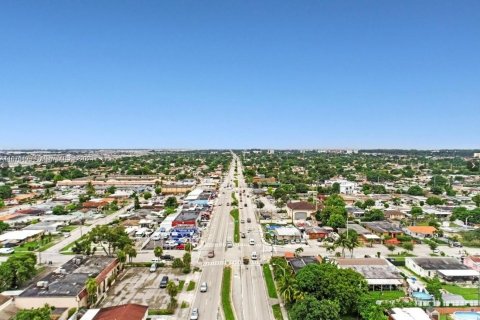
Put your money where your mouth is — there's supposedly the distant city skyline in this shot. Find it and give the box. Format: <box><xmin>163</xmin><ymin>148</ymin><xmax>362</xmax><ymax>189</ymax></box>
<box><xmin>1</xmin><ymin>1</ymin><xmax>479</xmax><ymax>149</ymax></box>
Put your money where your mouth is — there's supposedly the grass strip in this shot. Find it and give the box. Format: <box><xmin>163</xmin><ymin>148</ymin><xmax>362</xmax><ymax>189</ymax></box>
<box><xmin>222</xmin><ymin>266</ymin><xmax>235</xmax><ymax>320</ymax></box>
<box><xmin>263</xmin><ymin>264</ymin><xmax>278</xmax><ymax>298</ymax></box>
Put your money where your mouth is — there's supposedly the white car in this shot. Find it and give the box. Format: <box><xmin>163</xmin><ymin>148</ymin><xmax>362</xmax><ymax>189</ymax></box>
<box><xmin>249</xmin><ymin>239</ymin><xmax>255</xmax><ymax>245</ymax></box>
<box><xmin>190</xmin><ymin>308</ymin><xmax>199</xmax><ymax>320</ymax></box>
<box><xmin>0</xmin><ymin>248</ymin><xmax>14</xmax><ymax>254</ymax></box>
<box><xmin>200</xmin><ymin>282</ymin><xmax>208</xmax><ymax>292</ymax></box>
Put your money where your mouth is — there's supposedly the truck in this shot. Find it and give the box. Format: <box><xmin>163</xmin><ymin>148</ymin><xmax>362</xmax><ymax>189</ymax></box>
<box><xmin>243</xmin><ymin>256</ymin><xmax>250</xmax><ymax>265</ymax></box>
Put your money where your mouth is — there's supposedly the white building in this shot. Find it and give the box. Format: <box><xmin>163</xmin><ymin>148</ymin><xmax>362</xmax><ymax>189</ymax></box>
<box><xmin>324</xmin><ymin>179</ymin><xmax>357</xmax><ymax>194</ymax></box>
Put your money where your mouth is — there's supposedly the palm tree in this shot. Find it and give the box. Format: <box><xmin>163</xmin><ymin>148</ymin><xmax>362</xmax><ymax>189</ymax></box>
<box><xmin>294</xmin><ymin>247</ymin><xmax>304</xmax><ymax>257</ymax></box>
<box><xmin>346</xmin><ymin>234</ymin><xmax>360</xmax><ymax>258</ymax></box>
<box><xmin>125</xmin><ymin>245</ymin><xmax>137</xmax><ymax>263</ymax></box>
<box><xmin>86</xmin><ymin>277</ymin><xmax>98</xmax><ymax>306</ymax></box>
<box><xmin>334</xmin><ymin>232</ymin><xmax>350</xmax><ymax>257</ymax></box>
<box><xmin>277</xmin><ymin>273</ymin><xmax>297</xmax><ymax>304</ymax></box>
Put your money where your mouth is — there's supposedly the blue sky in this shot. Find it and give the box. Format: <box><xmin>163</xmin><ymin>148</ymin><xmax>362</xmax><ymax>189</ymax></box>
<box><xmin>1</xmin><ymin>1</ymin><xmax>479</xmax><ymax>149</ymax></box>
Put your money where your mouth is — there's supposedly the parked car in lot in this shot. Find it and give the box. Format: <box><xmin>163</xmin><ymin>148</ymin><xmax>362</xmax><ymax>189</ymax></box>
<box><xmin>149</xmin><ymin>263</ymin><xmax>157</xmax><ymax>272</ymax></box>
<box><xmin>159</xmin><ymin>276</ymin><xmax>169</xmax><ymax>288</ymax></box>
<box><xmin>160</xmin><ymin>254</ymin><xmax>174</xmax><ymax>261</ymax></box>
<box><xmin>190</xmin><ymin>308</ymin><xmax>199</xmax><ymax>320</ymax></box>
<box><xmin>151</xmin><ymin>257</ymin><xmax>166</xmax><ymax>264</ymax></box>
<box><xmin>200</xmin><ymin>282</ymin><xmax>208</xmax><ymax>292</ymax></box>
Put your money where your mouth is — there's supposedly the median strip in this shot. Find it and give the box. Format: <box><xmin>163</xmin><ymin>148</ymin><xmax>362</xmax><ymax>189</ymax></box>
<box><xmin>222</xmin><ymin>266</ymin><xmax>236</xmax><ymax>320</ymax></box>
<box><xmin>230</xmin><ymin>209</ymin><xmax>240</xmax><ymax>243</ymax></box>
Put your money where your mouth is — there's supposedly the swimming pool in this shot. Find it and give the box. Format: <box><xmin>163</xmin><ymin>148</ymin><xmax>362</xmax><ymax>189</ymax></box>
<box><xmin>411</xmin><ymin>291</ymin><xmax>433</xmax><ymax>300</ymax></box>
<box><xmin>453</xmin><ymin>311</ymin><xmax>480</xmax><ymax>320</ymax></box>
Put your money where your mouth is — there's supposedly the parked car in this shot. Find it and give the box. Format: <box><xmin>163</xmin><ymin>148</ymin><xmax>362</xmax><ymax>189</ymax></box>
<box><xmin>159</xmin><ymin>276</ymin><xmax>169</xmax><ymax>288</ymax></box>
<box><xmin>161</xmin><ymin>254</ymin><xmax>174</xmax><ymax>261</ymax></box>
<box><xmin>149</xmin><ymin>263</ymin><xmax>157</xmax><ymax>272</ymax></box>
<box><xmin>190</xmin><ymin>308</ymin><xmax>199</xmax><ymax>320</ymax></box>
<box><xmin>151</xmin><ymin>257</ymin><xmax>166</xmax><ymax>264</ymax></box>
<box><xmin>0</xmin><ymin>248</ymin><xmax>14</xmax><ymax>254</ymax></box>
<box><xmin>200</xmin><ymin>282</ymin><xmax>208</xmax><ymax>292</ymax></box>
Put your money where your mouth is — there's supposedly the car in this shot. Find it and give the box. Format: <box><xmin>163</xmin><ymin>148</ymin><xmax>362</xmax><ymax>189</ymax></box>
<box><xmin>247</xmin><ymin>218</ymin><xmax>251</xmax><ymax>223</ymax></box>
<box><xmin>244</xmin><ymin>203</ymin><xmax>247</xmax><ymax>207</ymax></box>
<box><xmin>249</xmin><ymin>239</ymin><xmax>255</xmax><ymax>245</ymax></box>
<box><xmin>208</xmin><ymin>250</ymin><xmax>215</xmax><ymax>258</ymax></box>
<box><xmin>160</xmin><ymin>254</ymin><xmax>174</xmax><ymax>261</ymax></box>
<box><xmin>63</xmin><ymin>232</ymin><xmax>71</xmax><ymax>238</ymax></box>
<box><xmin>159</xmin><ymin>276</ymin><xmax>169</xmax><ymax>288</ymax></box>
<box><xmin>241</xmin><ymin>219</ymin><xmax>245</xmax><ymax>224</ymax></box>
<box><xmin>290</xmin><ymin>239</ymin><xmax>295</xmax><ymax>244</ymax></box>
<box><xmin>243</xmin><ymin>256</ymin><xmax>250</xmax><ymax>264</ymax></box>
<box><xmin>251</xmin><ymin>251</ymin><xmax>258</xmax><ymax>260</ymax></box>
<box><xmin>149</xmin><ymin>263</ymin><xmax>157</xmax><ymax>272</ymax></box>
<box><xmin>295</xmin><ymin>238</ymin><xmax>301</xmax><ymax>244</ymax></box>
<box><xmin>226</xmin><ymin>241</ymin><xmax>233</xmax><ymax>248</ymax></box>
<box><xmin>433</xmin><ymin>249</ymin><xmax>440</xmax><ymax>254</ymax></box>
<box><xmin>190</xmin><ymin>308</ymin><xmax>199</xmax><ymax>320</ymax></box>
<box><xmin>241</xmin><ymin>232</ymin><xmax>246</xmax><ymax>238</ymax></box>
<box><xmin>300</xmin><ymin>239</ymin><xmax>307</xmax><ymax>244</ymax></box>
<box><xmin>152</xmin><ymin>257</ymin><xmax>166</xmax><ymax>264</ymax></box>
<box><xmin>0</xmin><ymin>248</ymin><xmax>14</xmax><ymax>254</ymax></box>
<box><xmin>200</xmin><ymin>282</ymin><xmax>208</xmax><ymax>292</ymax></box>
<box><xmin>176</xmin><ymin>243</ymin><xmax>186</xmax><ymax>250</ymax></box>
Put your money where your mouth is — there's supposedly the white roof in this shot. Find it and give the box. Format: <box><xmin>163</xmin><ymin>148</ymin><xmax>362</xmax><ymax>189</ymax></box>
<box><xmin>391</xmin><ymin>308</ymin><xmax>431</xmax><ymax>320</ymax></box>
<box><xmin>79</xmin><ymin>309</ymin><xmax>100</xmax><ymax>320</ymax></box>
<box><xmin>273</xmin><ymin>227</ymin><xmax>301</xmax><ymax>237</ymax></box>
<box><xmin>0</xmin><ymin>230</ymin><xmax>43</xmax><ymax>241</ymax></box>
<box><xmin>185</xmin><ymin>188</ymin><xmax>204</xmax><ymax>200</ymax></box>
<box><xmin>438</xmin><ymin>269</ymin><xmax>480</xmax><ymax>277</ymax></box>
<box><xmin>367</xmin><ymin>279</ymin><xmax>403</xmax><ymax>285</ymax></box>
<box><xmin>363</xmin><ymin>234</ymin><xmax>381</xmax><ymax>240</ymax></box>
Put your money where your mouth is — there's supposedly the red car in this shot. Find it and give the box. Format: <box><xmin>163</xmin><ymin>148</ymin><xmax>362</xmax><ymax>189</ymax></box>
<box><xmin>176</xmin><ymin>244</ymin><xmax>185</xmax><ymax>250</ymax></box>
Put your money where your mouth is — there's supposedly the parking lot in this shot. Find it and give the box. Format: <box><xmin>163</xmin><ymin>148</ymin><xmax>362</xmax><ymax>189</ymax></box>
<box><xmin>100</xmin><ymin>267</ymin><xmax>187</xmax><ymax>309</ymax></box>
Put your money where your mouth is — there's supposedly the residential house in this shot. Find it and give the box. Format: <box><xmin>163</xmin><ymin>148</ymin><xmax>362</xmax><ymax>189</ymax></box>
<box><xmin>406</xmin><ymin>257</ymin><xmax>479</xmax><ymax>282</ymax></box>
<box><xmin>405</xmin><ymin>226</ymin><xmax>437</xmax><ymax>239</ymax></box>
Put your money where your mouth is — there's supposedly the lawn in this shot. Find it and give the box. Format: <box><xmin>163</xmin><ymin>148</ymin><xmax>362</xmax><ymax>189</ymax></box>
<box><xmin>263</xmin><ymin>264</ymin><xmax>278</xmax><ymax>298</ymax></box>
<box><xmin>222</xmin><ymin>267</ymin><xmax>235</xmax><ymax>320</ymax></box>
<box><xmin>272</xmin><ymin>304</ymin><xmax>283</xmax><ymax>320</ymax></box>
<box><xmin>178</xmin><ymin>280</ymin><xmax>185</xmax><ymax>291</ymax></box>
<box><xmin>367</xmin><ymin>290</ymin><xmax>405</xmax><ymax>301</ymax></box>
<box><xmin>443</xmin><ymin>284</ymin><xmax>479</xmax><ymax>300</ymax></box>
<box><xmin>186</xmin><ymin>281</ymin><xmax>196</xmax><ymax>291</ymax></box>
<box><xmin>230</xmin><ymin>209</ymin><xmax>240</xmax><ymax>243</ymax></box>
<box><xmin>59</xmin><ymin>225</ymin><xmax>77</xmax><ymax>232</ymax></box>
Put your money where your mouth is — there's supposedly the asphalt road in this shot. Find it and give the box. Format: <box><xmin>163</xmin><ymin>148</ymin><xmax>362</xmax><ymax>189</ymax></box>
<box><xmin>190</xmin><ymin>163</ymin><xmax>236</xmax><ymax>320</ymax></box>
<box><xmin>230</xmin><ymin>156</ymin><xmax>273</xmax><ymax>320</ymax></box>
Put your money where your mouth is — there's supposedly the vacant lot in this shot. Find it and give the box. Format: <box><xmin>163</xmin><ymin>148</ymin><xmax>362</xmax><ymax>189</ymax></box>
<box><xmin>101</xmin><ymin>267</ymin><xmax>185</xmax><ymax>309</ymax></box>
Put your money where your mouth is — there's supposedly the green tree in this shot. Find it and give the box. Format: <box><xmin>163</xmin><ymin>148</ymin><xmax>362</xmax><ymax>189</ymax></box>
<box><xmin>106</xmin><ymin>186</ymin><xmax>116</xmax><ymax>195</ymax></box>
<box><xmin>172</xmin><ymin>258</ymin><xmax>184</xmax><ymax>269</ymax></box>
<box><xmin>407</xmin><ymin>185</ymin><xmax>424</xmax><ymax>196</ymax></box>
<box><xmin>0</xmin><ymin>185</ymin><xmax>12</xmax><ymax>199</ymax></box>
<box><xmin>363</xmin><ymin>209</ymin><xmax>385</xmax><ymax>222</ymax></box>
<box><xmin>134</xmin><ymin>195</ymin><xmax>140</xmax><ymax>209</ymax></box>
<box><xmin>0</xmin><ymin>253</ymin><xmax>37</xmax><ymax>291</ymax></box>
<box><xmin>0</xmin><ymin>198</ymin><xmax>4</xmax><ymax>208</ymax></box>
<box><xmin>85</xmin><ymin>181</ymin><xmax>96</xmax><ymax>196</ymax></box>
<box><xmin>290</xmin><ymin>296</ymin><xmax>340</xmax><ymax>320</ymax></box>
<box><xmin>327</xmin><ymin>214</ymin><xmax>346</xmax><ymax>229</ymax></box>
<box><xmin>124</xmin><ymin>245</ymin><xmax>137</xmax><ymax>263</ymax></box>
<box><xmin>116</xmin><ymin>249</ymin><xmax>127</xmax><ymax>264</ymax></box>
<box><xmin>165</xmin><ymin>196</ymin><xmax>178</xmax><ymax>208</ymax></box>
<box><xmin>52</xmin><ymin>205</ymin><xmax>66</xmax><ymax>215</ymax></box>
<box><xmin>429</xmin><ymin>241</ymin><xmax>438</xmax><ymax>251</ymax></box>
<box><xmin>295</xmin><ymin>263</ymin><xmax>368</xmax><ymax>315</ymax></box>
<box><xmin>426</xmin><ymin>196</ymin><xmax>444</xmax><ymax>206</ymax></box>
<box><xmin>86</xmin><ymin>277</ymin><xmax>98</xmax><ymax>306</ymax></box>
<box><xmin>154</xmin><ymin>246</ymin><xmax>163</xmax><ymax>258</ymax></box>
<box><xmin>472</xmin><ymin>194</ymin><xmax>480</xmax><ymax>207</ymax></box>
<box><xmin>155</xmin><ymin>187</ymin><xmax>162</xmax><ymax>195</ymax></box>
<box><xmin>294</xmin><ymin>247</ymin><xmax>304</xmax><ymax>257</ymax></box>
<box><xmin>13</xmin><ymin>305</ymin><xmax>52</xmax><ymax>320</ymax></box>
<box><xmin>143</xmin><ymin>191</ymin><xmax>152</xmax><ymax>200</ymax></box>
<box><xmin>426</xmin><ymin>276</ymin><xmax>442</xmax><ymax>301</ymax></box>
<box><xmin>364</xmin><ymin>199</ymin><xmax>375</xmax><ymax>207</ymax></box>
<box><xmin>0</xmin><ymin>221</ymin><xmax>8</xmax><ymax>233</ymax></box>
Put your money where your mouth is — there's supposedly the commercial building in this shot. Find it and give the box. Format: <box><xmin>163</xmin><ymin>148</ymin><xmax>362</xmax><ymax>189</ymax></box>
<box><xmin>286</xmin><ymin>201</ymin><xmax>316</xmax><ymax>221</ymax></box>
<box><xmin>80</xmin><ymin>303</ymin><xmax>148</xmax><ymax>320</ymax></box>
<box><xmin>16</xmin><ymin>256</ymin><xmax>119</xmax><ymax>309</ymax></box>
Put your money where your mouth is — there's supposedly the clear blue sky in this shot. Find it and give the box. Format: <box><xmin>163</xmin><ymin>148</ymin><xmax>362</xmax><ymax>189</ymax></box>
<box><xmin>1</xmin><ymin>1</ymin><xmax>479</xmax><ymax>149</ymax></box>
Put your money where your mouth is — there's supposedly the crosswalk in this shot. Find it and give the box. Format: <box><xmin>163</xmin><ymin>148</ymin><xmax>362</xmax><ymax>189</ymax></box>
<box><xmin>202</xmin><ymin>260</ymin><xmax>262</xmax><ymax>267</ymax></box>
